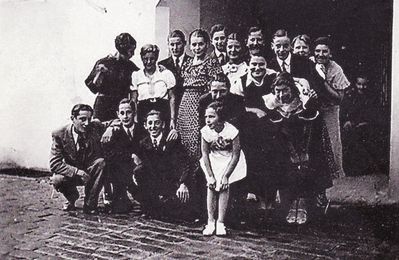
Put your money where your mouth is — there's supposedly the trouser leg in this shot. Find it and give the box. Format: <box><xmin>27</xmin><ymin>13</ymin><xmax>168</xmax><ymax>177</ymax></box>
<box><xmin>51</xmin><ymin>174</ymin><xmax>80</xmax><ymax>203</ymax></box>
<box><xmin>84</xmin><ymin>158</ymin><xmax>106</xmax><ymax>209</ymax></box>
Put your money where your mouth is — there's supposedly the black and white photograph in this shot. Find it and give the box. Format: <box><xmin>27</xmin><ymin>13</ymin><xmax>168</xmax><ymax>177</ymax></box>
<box><xmin>0</xmin><ymin>0</ymin><xmax>398</xmax><ymax>258</ymax></box>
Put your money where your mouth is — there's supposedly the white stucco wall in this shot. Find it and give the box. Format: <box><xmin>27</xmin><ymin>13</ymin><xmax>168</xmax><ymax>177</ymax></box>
<box><xmin>0</xmin><ymin>0</ymin><xmax>157</xmax><ymax>170</ymax></box>
<box><xmin>389</xmin><ymin>0</ymin><xmax>399</xmax><ymax>200</ymax></box>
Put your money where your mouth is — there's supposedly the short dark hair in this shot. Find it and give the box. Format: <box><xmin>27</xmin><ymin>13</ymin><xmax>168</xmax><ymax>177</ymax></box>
<box><xmin>140</xmin><ymin>44</ymin><xmax>160</xmax><ymax>60</ymax></box>
<box><xmin>292</xmin><ymin>34</ymin><xmax>311</xmax><ymax>47</ymax></box>
<box><xmin>227</xmin><ymin>32</ymin><xmax>244</xmax><ymax>45</ymax></box>
<box><xmin>71</xmin><ymin>104</ymin><xmax>93</xmax><ymax>118</ymax></box>
<box><xmin>144</xmin><ymin>109</ymin><xmax>164</xmax><ymax>122</ymax></box>
<box><xmin>272</xmin><ymin>29</ymin><xmax>289</xmax><ymax>41</ymax></box>
<box><xmin>247</xmin><ymin>26</ymin><xmax>263</xmax><ymax>37</ymax></box>
<box><xmin>206</xmin><ymin>101</ymin><xmax>226</xmax><ymax>121</ymax></box>
<box><xmin>168</xmin><ymin>30</ymin><xmax>186</xmax><ymax>45</ymax></box>
<box><xmin>271</xmin><ymin>72</ymin><xmax>300</xmax><ymax>97</ymax></box>
<box><xmin>115</xmin><ymin>33</ymin><xmax>136</xmax><ymax>55</ymax></box>
<box><xmin>249</xmin><ymin>52</ymin><xmax>267</xmax><ymax>61</ymax></box>
<box><xmin>210</xmin><ymin>73</ymin><xmax>231</xmax><ymax>89</ymax></box>
<box><xmin>118</xmin><ymin>98</ymin><xmax>136</xmax><ymax>113</ymax></box>
<box><xmin>190</xmin><ymin>28</ymin><xmax>210</xmax><ymax>45</ymax></box>
<box><xmin>210</xmin><ymin>24</ymin><xmax>227</xmax><ymax>38</ymax></box>
<box><xmin>313</xmin><ymin>36</ymin><xmax>332</xmax><ymax>50</ymax></box>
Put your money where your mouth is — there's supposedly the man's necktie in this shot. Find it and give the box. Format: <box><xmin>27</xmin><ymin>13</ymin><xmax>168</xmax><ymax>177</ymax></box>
<box><xmin>76</xmin><ymin>134</ymin><xmax>87</xmax><ymax>165</ymax></box>
<box><xmin>282</xmin><ymin>61</ymin><xmax>287</xmax><ymax>72</ymax></box>
<box><xmin>219</xmin><ymin>54</ymin><xmax>225</xmax><ymax>64</ymax></box>
<box><xmin>153</xmin><ymin>138</ymin><xmax>158</xmax><ymax>150</ymax></box>
<box><xmin>127</xmin><ymin>129</ymin><xmax>133</xmax><ymax>141</ymax></box>
<box><xmin>175</xmin><ymin>56</ymin><xmax>180</xmax><ymax>73</ymax></box>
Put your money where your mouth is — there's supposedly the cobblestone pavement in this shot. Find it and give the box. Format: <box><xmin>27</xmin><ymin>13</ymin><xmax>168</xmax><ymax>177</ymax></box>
<box><xmin>1</xmin><ymin>174</ymin><xmax>398</xmax><ymax>260</ymax></box>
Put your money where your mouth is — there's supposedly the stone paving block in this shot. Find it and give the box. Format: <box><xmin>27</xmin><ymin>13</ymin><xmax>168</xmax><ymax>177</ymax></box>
<box><xmin>133</xmin><ymin>243</ymin><xmax>167</xmax><ymax>254</ymax></box>
<box><xmin>13</xmin><ymin>240</ymin><xmax>45</xmax><ymax>251</ymax></box>
<box><xmin>8</xmin><ymin>249</ymin><xmax>45</xmax><ymax>259</ymax></box>
<box><xmin>152</xmin><ymin>233</ymin><xmax>185</xmax><ymax>243</ymax></box>
<box><xmin>122</xmin><ymin>228</ymin><xmax>158</xmax><ymax>238</ymax></box>
<box><xmin>49</xmin><ymin>234</ymin><xmax>84</xmax><ymax>246</ymax></box>
<box><xmin>119</xmin><ymin>248</ymin><xmax>152</xmax><ymax>259</ymax></box>
<box><xmin>59</xmin><ymin>229</ymin><xmax>98</xmax><ymax>239</ymax></box>
<box><xmin>79</xmin><ymin>241</ymin><xmax>127</xmax><ymax>253</ymax></box>
<box><xmin>92</xmin><ymin>250</ymin><xmax>130</xmax><ymax>259</ymax></box>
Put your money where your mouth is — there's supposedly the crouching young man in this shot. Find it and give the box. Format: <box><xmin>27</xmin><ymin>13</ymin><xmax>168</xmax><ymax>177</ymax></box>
<box><xmin>102</xmin><ymin>98</ymin><xmax>145</xmax><ymax>213</ymax></box>
<box><xmin>49</xmin><ymin>104</ymin><xmax>106</xmax><ymax>214</ymax></box>
<box><xmin>135</xmin><ymin>110</ymin><xmax>195</xmax><ymax>220</ymax></box>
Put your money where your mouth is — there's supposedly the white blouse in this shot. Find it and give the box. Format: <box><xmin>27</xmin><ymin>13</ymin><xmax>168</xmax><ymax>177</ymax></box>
<box><xmin>131</xmin><ymin>67</ymin><xmax>176</xmax><ymax>101</ymax></box>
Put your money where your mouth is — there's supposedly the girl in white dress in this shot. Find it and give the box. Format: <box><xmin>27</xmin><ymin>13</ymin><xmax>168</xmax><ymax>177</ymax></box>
<box><xmin>200</xmin><ymin>101</ymin><xmax>246</xmax><ymax>236</ymax></box>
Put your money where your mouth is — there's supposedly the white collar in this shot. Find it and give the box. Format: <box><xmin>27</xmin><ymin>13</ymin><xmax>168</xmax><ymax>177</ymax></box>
<box><xmin>72</xmin><ymin>126</ymin><xmax>79</xmax><ymax>145</ymax></box>
<box><xmin>123</xmin><ymin>124</ymin><xmax>135</xmax><ymax>135</ymax></box>
<box><xmin>214</xmin><ymin>48</ymin><xmax>226</xmax><ymax>59</ymax></box>
<box><xmin>151</xmin><ymin>133</ymin><xmax>163</xmax><ymax>145</ymax></box>
<box><xmin>277</xmin><ymin>53</ymin><xmax>292</xmax><ymax>67</ymax></box>
<box><xmin>172</xmin><ymin>53</ymin><xmax>185</xmax><ymax>65</ymax></box>
<box><xmin>246</xmin><ymin>68</ymin><xmax>276</xmax><ymax>87</ymax></box>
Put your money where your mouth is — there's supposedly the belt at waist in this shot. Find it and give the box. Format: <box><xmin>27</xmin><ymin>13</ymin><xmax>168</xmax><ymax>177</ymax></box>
<box><xmin>97</xmin><ymin>94</ymin><xmax>125</xmax><ymax>98</ymax></box>
<box><xmin>183</xmin><ymin>88</ymin><xmax>207</xmax><ymax>93</ymax></box>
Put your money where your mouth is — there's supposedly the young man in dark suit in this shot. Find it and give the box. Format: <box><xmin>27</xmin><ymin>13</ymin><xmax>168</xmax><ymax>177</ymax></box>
<box><xmin>158</xmin><ymin>30</ymin><xmax>191</xmax><ymax>108</ymax></box>
<box><xmin>135</xmin><ymin>110</ymin><xmax>193</xmax><ymax>220</ymax></box>
<box><xmin>50</xmin><ymin>104</ymin><xmax>107</xmax><ymax>214</ymax></box>
<box><xmin>199</xmin><ymin>74</ymin><xmax>245</xmax><ymax>130</ymax></box>
<box><xmin>102</xmin><ymin>98</ymin><xmax>145</xmax><ymax>213</ymax></box>
<box><xmin>209</xmin><ymin>24</ymin><xmax>228</xmax><ymax>66</ymax></box>
<box><xmin>268</xmin><ymin>29</ymin><xmax>313</xmax><ymax>81</ymax></box>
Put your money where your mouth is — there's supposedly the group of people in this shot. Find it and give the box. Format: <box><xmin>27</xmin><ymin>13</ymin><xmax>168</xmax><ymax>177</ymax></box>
<box><xmin>50</xmin><ymin>24</ymin><xmax>353</xmax><ymax>236</ymax></box>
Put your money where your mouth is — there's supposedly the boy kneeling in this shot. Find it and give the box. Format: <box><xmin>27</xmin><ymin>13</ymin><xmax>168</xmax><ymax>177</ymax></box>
<box><xmin>135</xmin><ymin>110</ymin><xmax>194</xmax><ymax>220</ymax></box>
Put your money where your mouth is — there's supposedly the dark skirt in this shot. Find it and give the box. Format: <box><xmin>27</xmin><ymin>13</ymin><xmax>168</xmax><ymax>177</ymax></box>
<box><xmin>93</xmin><ymin>95</ymin><xmax>123</xmax><ymax>121</ymax></box>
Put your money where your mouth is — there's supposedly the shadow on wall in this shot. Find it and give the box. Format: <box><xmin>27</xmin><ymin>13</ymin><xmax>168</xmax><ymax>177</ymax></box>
<box><xmin>0</xmin><ymin>0</ymin><xmax>157</xmax><ymax>170</ymax></box>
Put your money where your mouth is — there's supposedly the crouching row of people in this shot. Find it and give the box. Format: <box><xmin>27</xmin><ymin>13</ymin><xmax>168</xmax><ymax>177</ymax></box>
<box><xmin>49</xmin><ymin>99</ymin><xmax>195</xmax><ymax>219</ymax></box>
<box><xmin>49</xmin><ymin>72</ymin><xmax>332</xmax><ymax>236</ymax></box>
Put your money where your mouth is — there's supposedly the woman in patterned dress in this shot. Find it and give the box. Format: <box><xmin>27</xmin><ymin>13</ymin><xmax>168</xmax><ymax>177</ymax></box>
<box><xmin>177</xmin><ymin>29</ymin><xmax>223</xmax><ymax>174</ymax></box>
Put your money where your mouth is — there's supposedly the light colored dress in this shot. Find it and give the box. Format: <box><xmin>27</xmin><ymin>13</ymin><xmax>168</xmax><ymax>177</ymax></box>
<box><xmin>200</xmin><ymin>122</ymin><xmax>247</xmax><ymax>191</ymax></box>
<box><xmin>222</xmin><ymin>62</ymin><xmax>248</xmax><ymax>96</ymax></box>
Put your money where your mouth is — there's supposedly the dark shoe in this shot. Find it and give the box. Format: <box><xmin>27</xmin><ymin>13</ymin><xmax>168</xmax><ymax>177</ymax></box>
<box><xmin>62</xmin><ymin>201</ymin><xmax>76</xmax><ymax>211</ymax></box>
<box><xmin>83</xmin><ymin>206</ymin><xmax>98</xmax><ymax>215</ymax></box>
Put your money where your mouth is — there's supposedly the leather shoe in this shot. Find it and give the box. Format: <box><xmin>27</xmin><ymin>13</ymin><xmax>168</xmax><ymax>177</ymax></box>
<box><xmin>62</xmin><ymin>201</ymin><xmax>76</xmax><ymax>211</ymax></box>
<box><xmin>83</xmin><ymin>206</ymin><xmax>98</xmax><ymax>215</ymax></box>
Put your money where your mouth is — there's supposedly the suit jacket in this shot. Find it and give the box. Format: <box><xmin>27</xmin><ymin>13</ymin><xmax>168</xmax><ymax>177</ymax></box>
<box><xmin>268</xmin><ymin>54</ymin><xmax>313</xmax><ymax>81</ymax></box>
<box><xmin>199</xmin><ymin>93</ymin><xmax>246</xmax><ymax>130</ymax></box>
<box><xmin>209</xmin><ymin>49</ymin><xmax>227</xmax><ymax>66</ymax></box>
<box><xmin>159</xmin><ymin>54</ymin><xmax>192</xmax><ymax>107</ymax></box>
<box><xmin>49</xmin><ymin>122</ymin><xmax>105</xmax><ymax>177</ymax></box>
<box><xmin>103</xmin><ymin>123</ymin><xmax>145</xmax><ymax>164</ymax></box>
<box><xmin>138</xmin><ymin>131</ymin><xmax>191</xmax><ymax>196</ymax></box>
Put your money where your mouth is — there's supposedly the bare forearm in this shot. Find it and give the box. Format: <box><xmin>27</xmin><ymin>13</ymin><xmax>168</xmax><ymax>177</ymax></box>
<box><xmin>222</xmin><ymin>153</ymin><xmax>239</xmax><ymax>179</ymax></box>
<box><xmin>324</xmin><ymin>82</ymin><xmax>344</xmax><ymax>103</ymax></box>
<box><xmin>169</xmin><ymin>90</ymin><xmax>176</xmax><ymax>125</ymax></box>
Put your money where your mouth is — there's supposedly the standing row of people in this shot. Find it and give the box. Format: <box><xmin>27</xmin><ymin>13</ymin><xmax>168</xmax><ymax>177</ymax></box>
<box><xmin>50</xmin><ymin>24</ymin><xmax>350</xmax><ymax>236</ymax></box>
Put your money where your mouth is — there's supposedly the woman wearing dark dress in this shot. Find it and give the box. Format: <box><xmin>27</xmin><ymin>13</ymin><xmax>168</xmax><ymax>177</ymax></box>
<box><xmin>84</xmin><ymin>33</ymin><xmax>139</xmax><ymax>206</ymax></box>
<box><xmin>239</xmin><ymin>54</ymin><xmax>278</xmax><ymax>207</ymax></box>
<box><xmin>264</xmin><ymin>72</ymin><xmax>333</xmax><ymax>225</ymax></box>
<box><xmin>177</xmin><ymin>29</ymin><xmax>223</xmax><ymax>173</ymax></box>
<box><xmin>85</xmin><ymin>33</ymin><xmax>139</xmax><ymax>121</ymax></box>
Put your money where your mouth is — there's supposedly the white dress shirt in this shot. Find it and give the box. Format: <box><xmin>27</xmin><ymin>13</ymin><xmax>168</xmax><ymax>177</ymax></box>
<box><xmin>277</xmin><ymin>53</ymin><xmax>292</xmax><ymax>73</ymax></box>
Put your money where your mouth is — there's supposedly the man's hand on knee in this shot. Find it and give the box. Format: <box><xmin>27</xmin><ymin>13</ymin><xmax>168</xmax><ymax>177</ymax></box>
<box><xmin>77</xmin><ymin>170</ymin><xmax>90</xmax><ymax>185</ymax></box>
<box><xmin>176</xmin><ymin>183</ymin><xmax>189</xmax><ymax>203</ymax></box>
